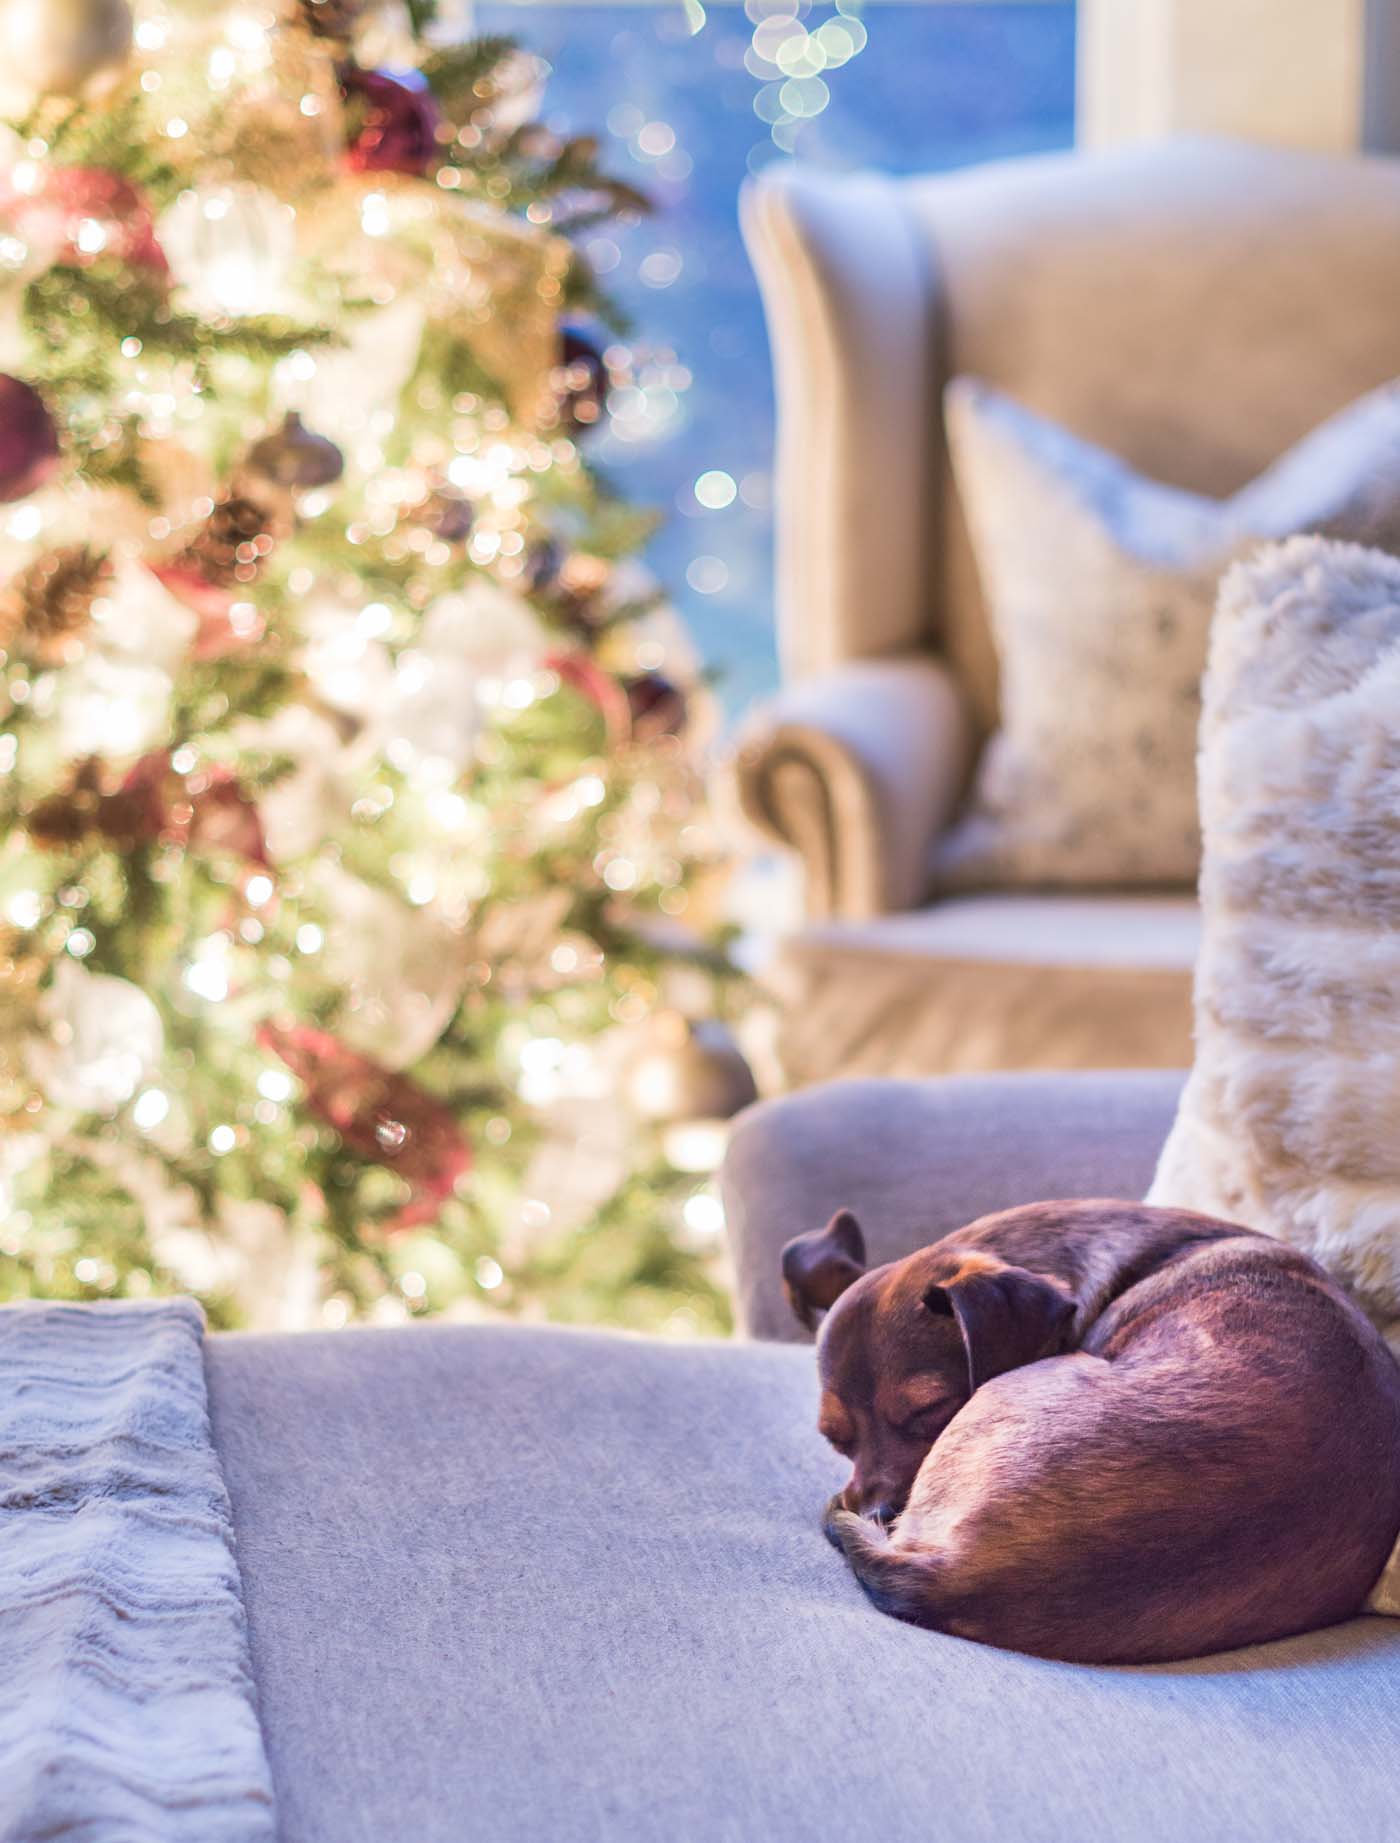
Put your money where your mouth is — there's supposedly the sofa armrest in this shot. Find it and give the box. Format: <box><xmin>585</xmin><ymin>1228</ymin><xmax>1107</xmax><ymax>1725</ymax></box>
<box><xmin>731</xmin><ymin>654</ymin><xmax>972</xmax><ymax>921</ymax></box>
<box><xmin>721</xmin><ymin>1070</ymin><xmax>1184</xmax><ymax>1341</ymax></box>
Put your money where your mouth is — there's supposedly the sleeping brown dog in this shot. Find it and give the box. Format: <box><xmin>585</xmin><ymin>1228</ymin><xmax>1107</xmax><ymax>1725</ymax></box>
<box><xmin>783</xmin><ymin>1199</ymin><xmax>1400</xmax><ymax>1664</ymax></box>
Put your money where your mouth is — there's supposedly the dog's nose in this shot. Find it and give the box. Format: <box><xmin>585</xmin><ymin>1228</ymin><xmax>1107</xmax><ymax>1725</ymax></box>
<box><xmin>842</xmin><ymin>1482</ymin><xmax>901</xmax><ymax>1524</ymax></box>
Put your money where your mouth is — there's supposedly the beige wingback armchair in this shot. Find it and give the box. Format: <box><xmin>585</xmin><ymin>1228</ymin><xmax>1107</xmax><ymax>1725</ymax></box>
<box><xmin>735</xmin><ymin>135</ymin><xmax>1400</xmax><ymax>1085</ymax></box>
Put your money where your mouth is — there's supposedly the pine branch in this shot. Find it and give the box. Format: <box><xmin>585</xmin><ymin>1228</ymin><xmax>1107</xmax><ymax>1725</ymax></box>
<box><xmin>420</xmin><ymin>37</ymin><xmax>520</xmax><ymax>112</ymax></box>
<box><xmin>405</xmin><ymin>0</ymin><xmax>442</xmax><ymax>36</ymax></box>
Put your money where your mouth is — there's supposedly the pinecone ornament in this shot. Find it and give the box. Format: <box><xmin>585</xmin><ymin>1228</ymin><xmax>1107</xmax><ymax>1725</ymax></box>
<box><xmin>27</xmin><ymin>758</ymin><xmax>105</xmax><ymax>850</ymax></box>
<box><xmin>175</xmin><ymin>492</ymin><xmax>282</xmax><ymax>588</ymax></box>
<box><xmin>0</xmin><ymin>545</ymin><xmax>109</xmax><ymax>661</ymax></box>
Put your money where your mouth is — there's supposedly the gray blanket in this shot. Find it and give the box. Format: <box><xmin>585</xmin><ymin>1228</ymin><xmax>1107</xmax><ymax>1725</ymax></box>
<box><xmin>0</xmin><ymin>1300</ymin><xmax>275</xmax><ymax>1843</ymax></box>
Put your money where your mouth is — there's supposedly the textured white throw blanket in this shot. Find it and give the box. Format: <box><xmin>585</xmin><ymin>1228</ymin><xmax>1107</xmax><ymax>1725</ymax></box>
<box><xmin>0</xmin><ymin>1300</ymin><xmax>276</xmax><ymax>1843</ymax></box>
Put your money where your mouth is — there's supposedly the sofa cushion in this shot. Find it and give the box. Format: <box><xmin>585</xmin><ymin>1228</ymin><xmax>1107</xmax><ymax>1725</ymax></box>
<box><xmin>722</xmin><ymin>1069</ymin><xmax>1185</xmax><ymax>1341</ymax></box>
<box><xmin>206</xmin><ymin>1319</ymin><xmax>1400</xmax><ymax>1843</ymax></box>
<box><xmin>765</xmin><ymin>893</ymin><xmax>1199</xmax><ymax>1086</ymax></box>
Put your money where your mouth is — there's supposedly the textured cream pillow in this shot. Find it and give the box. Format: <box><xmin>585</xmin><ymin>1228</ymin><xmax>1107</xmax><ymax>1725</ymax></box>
<box><xmin>1149</xmin><ymin>535</ymin><xmax>1400</xmax><ymax>1356</ymax></box>
<box><xmin>936</xmin><ymin>378</ymin><xmax>1400</xmax><ymax>889</ymax></box>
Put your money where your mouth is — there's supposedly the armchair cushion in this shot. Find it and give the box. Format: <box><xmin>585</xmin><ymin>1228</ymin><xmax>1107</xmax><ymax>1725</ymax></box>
<box><xmin>760</xmin><ymin>893</ymin><xmax>1198</xmax><ymax>1090</ymax></box>
<box><xmin>734</xmin><ymin>654</ymin><xmax>971</xmax><ymax>919</ymax></box>
<box><xmin>935</xmin><ymin>376</ymin><xmax>1400</xmax><ymax>890</ymax></box>
<box><xmin>722</xmin><ymin>1068</ymin><xmax>1185</xmax><ymax>1343</ymax></box>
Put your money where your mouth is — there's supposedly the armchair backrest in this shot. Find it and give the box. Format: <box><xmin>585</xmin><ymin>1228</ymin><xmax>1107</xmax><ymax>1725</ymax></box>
<box><xmin>742</xmin><ymin>137</ymin><xmax>1400</xmax><ymax>733</ymax></box>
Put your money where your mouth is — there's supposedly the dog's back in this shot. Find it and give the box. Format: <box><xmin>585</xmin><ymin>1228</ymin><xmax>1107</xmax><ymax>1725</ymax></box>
<box><xmin>828</xmin><ymin>1228</ymin><xmax>1400</xmax><ymax>1664</ymax></box>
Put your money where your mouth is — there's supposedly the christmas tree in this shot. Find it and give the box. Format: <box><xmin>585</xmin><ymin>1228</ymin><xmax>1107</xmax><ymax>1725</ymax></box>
<box><xmin>0</xmin><ymin>0</ymin><xmax>750</xmax><ymax>1333</ymax></box>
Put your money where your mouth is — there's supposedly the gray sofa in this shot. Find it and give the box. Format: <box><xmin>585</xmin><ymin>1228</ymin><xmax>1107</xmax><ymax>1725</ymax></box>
<box><xmin>200</xmin><ymin>1070</ymin><xmax>1400</xmax><ymax>1841</ymax></box>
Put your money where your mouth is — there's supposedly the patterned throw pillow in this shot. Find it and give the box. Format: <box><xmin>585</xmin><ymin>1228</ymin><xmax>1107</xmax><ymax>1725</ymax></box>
<box><xmin>934</xmin><ymin>377</ymin><xmax>1400</xmax><ymax>889</ymax></box>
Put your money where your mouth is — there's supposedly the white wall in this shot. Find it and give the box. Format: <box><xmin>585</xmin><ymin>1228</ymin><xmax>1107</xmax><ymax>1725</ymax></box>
<box><xmin>1079</xmin><ymin>0</ymin><xmax>1400</xmax><ymax>154</ymax></box>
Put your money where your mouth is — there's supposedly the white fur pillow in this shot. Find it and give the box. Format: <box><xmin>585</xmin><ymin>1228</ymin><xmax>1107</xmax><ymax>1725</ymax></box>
<box><xmin>1149</xmin><ymin>535</ymin><xmax>1400</xmax><ymax>1354</ymax></box>
<box><xmin>936</xmin><ymin>379</ymin><xmax>1400</xmax><ymax>889</ymax></box>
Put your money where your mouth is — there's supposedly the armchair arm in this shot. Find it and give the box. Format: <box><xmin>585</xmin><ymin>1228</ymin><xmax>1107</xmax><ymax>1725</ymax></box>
<box><xmin>740</xmin><ymin>167</ymin><xmax>937</xmax><ymax>677</ymax></box>
<box><xmin>732</xmin><ymin>654</ymin><xmax>972</xmax><ymax>921</ymax></box>
<box><xmin>721</xmin><ymin>1071</ymin><xmax>1185</xmax><ymax>1342</ymax></box>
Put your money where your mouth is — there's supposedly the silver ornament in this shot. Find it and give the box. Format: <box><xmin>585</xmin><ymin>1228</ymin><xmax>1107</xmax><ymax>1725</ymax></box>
<box><xmin>247</xmin><ymin>413</ymin><xmax>345</xmax><ymax>491</ymax></box>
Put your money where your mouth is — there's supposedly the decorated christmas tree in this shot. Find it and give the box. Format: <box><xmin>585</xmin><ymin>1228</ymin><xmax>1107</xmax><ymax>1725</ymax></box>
<box><xmin>0</xmin><ymin>0</ymin><xmax>751</xmax><ymax>1333</ymax></box>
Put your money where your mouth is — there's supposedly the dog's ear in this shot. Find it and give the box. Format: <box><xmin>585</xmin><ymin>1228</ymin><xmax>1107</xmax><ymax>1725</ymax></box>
<box><xmin>925</xmin><ymin>1256</ymin><xmax>1074</xmax><ymax>1393</ymax></box>
<box><xmin>781</xmin><ymin>1209</ymin><xmax>867</xmax><ymax>1331</ymax></box>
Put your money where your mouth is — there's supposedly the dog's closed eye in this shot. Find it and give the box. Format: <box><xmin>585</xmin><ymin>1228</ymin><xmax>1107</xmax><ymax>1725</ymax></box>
<box><xmin>889</xmin><ymin>1387</ymin><xmax>954</xmax><ymax>1437</ymax></box>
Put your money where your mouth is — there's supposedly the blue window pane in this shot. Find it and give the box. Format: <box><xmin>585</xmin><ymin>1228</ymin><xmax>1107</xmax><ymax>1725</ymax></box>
<box><xmin>477</xmin><ymin>3</ymin><xmax>1077</xmax><ymax>712</ymax></box>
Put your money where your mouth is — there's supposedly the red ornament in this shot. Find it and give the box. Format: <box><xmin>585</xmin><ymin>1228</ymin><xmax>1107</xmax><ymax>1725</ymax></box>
<box><xmin>0</xmin><ymin>377</ymin><xmax>60</xmax><ymax>503</ymax></box>
<box><xmin>99</xmin><ymin>752</ymin><xmax>172</xmax><ymax>849</ymax></box>
<box><xmin>257</xmin><ymin>1021</ymin><xmax>471</xmax><ymax>1228</ymax></box>
<box><xmin>623</xmin><ymin>670</ymin><xmax>688</xmax><ymax>740</ymax></box>
<box><xmin>0</xmin><ymin>165</ymin><xmax>167</xmax><ymax>276</ymax></box>
<box><xmin>185</xmin><ymin>768</ymin><xmax>270</xmax><ymax>868</ymax></box>
<box><xmin>341</xmin><ymin>68</ymin><xmax>441</xmax><ymax>177</ymax></box>
<box><xmin>545</xmin><ymin>649</ymin><xmax>630</xmax><ymax>740</ymax></box>
<box><xmin>149</xmin><ymin>564</ymin><xmax>264</xmax><ymax>659</ymax></box>
<box><xmin>101</xmin><ymin>751</ymin><xmax>269</xmax><ymax>867</ymax></box>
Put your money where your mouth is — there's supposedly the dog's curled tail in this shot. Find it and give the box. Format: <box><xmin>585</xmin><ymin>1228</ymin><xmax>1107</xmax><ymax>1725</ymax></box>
<box><xmin>823</xmin><ymin>1497</ymin><xmax>945</xmax><ymax>1629</ymax></box>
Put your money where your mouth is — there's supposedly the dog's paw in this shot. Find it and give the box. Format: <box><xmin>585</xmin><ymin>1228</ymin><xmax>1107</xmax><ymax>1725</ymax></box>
<box><xmin>822</xmin><ymin>1493</ymin><xmax>852</xmax><ymax>1550</ymax></box>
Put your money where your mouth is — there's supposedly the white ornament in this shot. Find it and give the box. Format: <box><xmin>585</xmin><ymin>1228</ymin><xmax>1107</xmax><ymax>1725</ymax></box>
<box><xmin>313</xmin><ymin>865</ymin><xmax>468</xmax><ymax>1070</ymax></box>
<box><xmin>160</xmin><ymin>183</ymin><xmax>297</xmax><ymax>320</ymax></box>
<box><xmin>0</xmin><ymin>1132</ymin><xmax>43</xmax><ymax>1217</ymax></box>
<box><xmin>49</xmin><ymin>560</ymin><xmax>193</xmax><ymax>760</ymax></box>
<box><xmin>520</xmin><ymin>1031</ymin><xmax>634</xmax><ymax>1237</ymax></box>
<box><xmin>286</xmin><ymin>292</ymin><xmax>425</xmax><ymax>441</ymax></box>
<box><xmin>359</xmin><ymin>580</ymin><xmax>547</xmax><ymax>784</ymax></box>
<box><xmin>234</xmin><ymin>706</ymin><xmax>349</xmax><ymax>864</ymax></box>
<box><xmin>29</xmin><ymin>960</ymin><xmax>163</xmax><ymax>1115</ymax></box>
<box><xmin>92</xmin><ymin>558</ymin><xmax>198</xmax><ymax>673</ymax></box>
<box><xmin>373</xmin><ymin>647</ymin><xmax>480</xmax><ymax>786</ymax></box>
<box><xmin>299</xmin><ymin>591</ymin><xmax>392</xmax><ymax>718</ymax></box>
<box><xmin>55</xmin><ymin>652</ymin><xmax>173</xmax><ymax>760</ymax></box>
<box><xmin>151</xmin><ymin>1199</ymin><xmax>324</xmax><ymax>1332</ymax></box>
<box><xmin>420</xmin><ymin>581</ymin><xmax>545</xmax><ymax>678</ymax></box>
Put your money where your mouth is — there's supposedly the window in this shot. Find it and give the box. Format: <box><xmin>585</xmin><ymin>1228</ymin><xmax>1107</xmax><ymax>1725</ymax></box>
<box><xmin>477</xmin><ymin>1</ymin><xmax>1077</xmax><ymax>710</ymax></box>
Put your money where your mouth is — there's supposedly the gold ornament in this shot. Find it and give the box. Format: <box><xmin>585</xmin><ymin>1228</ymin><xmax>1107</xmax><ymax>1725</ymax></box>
<box><xmin>625</xmin><ymin>1013</ymin><xmax>757</xmax><ymax>1125</ymax></box>
<box><xmin>0</xmin><ymin>0</ymin><xmax>131</xmax><ymax>108</ymax></box>
<box><xmin>146</xmin><ymin>12</ymin><xmax>341</xmax><ymax>191</ymax></box>
<box><xmin>297</xmin><ymin>177</ymin><xmax>570</xmax><ymax>428</ymax></box>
